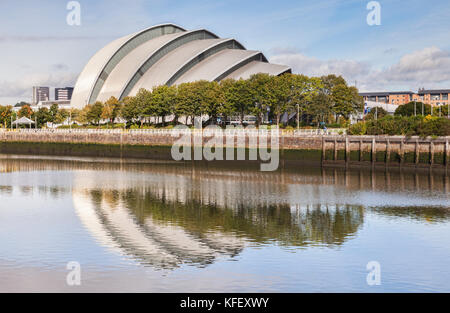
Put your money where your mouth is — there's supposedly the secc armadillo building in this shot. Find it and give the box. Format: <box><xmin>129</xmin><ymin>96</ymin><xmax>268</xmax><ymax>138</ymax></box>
<box><xmin>71</xmin><ymin>24</ymin><xmax>291</xmax><ymax>109</ymax></box>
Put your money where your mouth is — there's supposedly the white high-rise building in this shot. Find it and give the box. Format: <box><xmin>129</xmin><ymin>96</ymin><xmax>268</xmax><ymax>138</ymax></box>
<box><xmin>32</xmin><ymin>86</ymin><xmax>50</xmax><ymax>104</ymax></box>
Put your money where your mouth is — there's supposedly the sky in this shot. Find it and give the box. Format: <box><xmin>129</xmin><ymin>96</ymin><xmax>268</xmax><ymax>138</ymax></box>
<box><xmin>0</xmin><ymin>0</ymin><xmax>449</xmax><ymax>105</ymax></box>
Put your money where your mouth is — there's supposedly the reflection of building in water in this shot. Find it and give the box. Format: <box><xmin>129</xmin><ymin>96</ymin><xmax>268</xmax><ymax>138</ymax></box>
<box><xmin>73</xmin><ymin>178</ymin><xmax>246</xmax><ymax>269</ymax></box>
<box><xmin>71</xmin><ymin>170</ymin><xmax>366</xmax><ymax>270</ymax></box>
<box><xmin>1</xmin><ymin>157</ymin><xmax>448</xmax><ymax>270</ymax></box>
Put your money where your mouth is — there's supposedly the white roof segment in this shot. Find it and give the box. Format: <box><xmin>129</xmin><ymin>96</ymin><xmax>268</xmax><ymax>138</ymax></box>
<box><xmin>129</xmin><ymin>38</ymin><xmax>229</xmax><ymax>96</ymax></box>
<box><xmin>71</xmin><ymin>24</ymin><xmax>185</xmax><ymax>108</ymax></box>
<box><xmin>173</xmin><ymin>49</ymin><xmax>262</xmax><ymax>85</ymax></box>
<box><xmin>224</xmin><ymin>61</ymin><xmax>291</xmax><ymax>80</ymax></box>
<box><xmin>70</xmin><ymin>33</ymin><xmax>135</xmax><ymax>109</ymax></box>
<box><xmin>96</xmin><ymin>32</ymin><xmax>186</xmax><ymax>102</ymax></box>
<box><xmin>71</xmin><ymin>24</ymin><xmax>292</xmax><ymax>109</ymax></box>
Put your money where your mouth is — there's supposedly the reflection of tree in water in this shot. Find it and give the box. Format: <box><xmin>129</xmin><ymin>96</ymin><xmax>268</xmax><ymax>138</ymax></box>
<box><xmin>372</xmin><ymin>207</ymin><xmax>450</xmax><ymax>224</ymax></box>
<box><xmin>82</xmin><ymin>188</ymin><xmax>246</xmax><ymax>269</ymax></box>
<box><xmin>120</xmin><ymin>188</ymin><xmax>365</xmax><ymax>248</ymax></box>
<box><xmin>79</xmin><ymin>187</ymin><xmax>365</xmax><ymax>270</ymax></box>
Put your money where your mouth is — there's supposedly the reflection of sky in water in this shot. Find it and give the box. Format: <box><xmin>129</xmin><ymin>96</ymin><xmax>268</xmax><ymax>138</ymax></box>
<box><xmin>0</xmin><ymin>158</ymin><xmax>449</xmax><ymax>292</ymax></box>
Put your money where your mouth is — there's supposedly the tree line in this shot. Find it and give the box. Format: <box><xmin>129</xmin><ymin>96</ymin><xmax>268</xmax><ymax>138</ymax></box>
<box><xmin>349</xmin><ymin>102</ymin><xmax>450</xmax><ymax>137</ymax></box>
<box><xmin>0</xmin><ymin>73</ymin><xmax>363</xmax><ymax>129</ymax></box>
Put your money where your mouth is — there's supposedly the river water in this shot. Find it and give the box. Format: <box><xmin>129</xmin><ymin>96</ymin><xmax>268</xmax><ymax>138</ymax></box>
<box><xmin>0</xmin><ymin>155</ymin><xmax>449</xmax><ymax>292</ymax></box>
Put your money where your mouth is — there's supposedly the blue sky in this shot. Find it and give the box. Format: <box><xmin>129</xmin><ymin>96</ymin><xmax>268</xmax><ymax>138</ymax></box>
<box><xmin>1</xmin><ymin>0</ymin><xmax>450</xmax><ymax>104</ymax></box>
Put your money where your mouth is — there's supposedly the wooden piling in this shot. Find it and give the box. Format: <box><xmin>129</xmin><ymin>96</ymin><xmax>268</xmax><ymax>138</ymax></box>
<box><xmin>430</xmin><ymin>141</ymin><xmax>435</xmax><ymax>166</ymax></box>
<box><xmin>386</xmin><ymin>138</ymin><xmax>391</xmax><ymax>164</ymax></box>
<box><xmin>445</xmin><ymin>138</ymin><xmax>449</xmax><ymax>167</ymax></box>
<box><xmin>359</xmin><ymin>139</ymin><xmax>363</xmax><ymax>162</ymax></box>
<box><xmin>400</xmin><ymin>139</ymin><xmax>405</xmax><ymax>166</ymax></box>
<box><xmin>334</xmin><ymin>138</ymin><xmax>338</xmax><ymax>161</ymax></box>
<box><xmin>415</xmin><ymin>139</ymin><xmax>420</xmax><ymax>165</ymax></box>
<box><xmin>345</xmin><ymin>136</ymin><xmax>349</xmax><ymax>165</ymax></box>
<box><xmin>372</xmin><ymin>137</ymin><xmax>376</xmax><ymax>165</ymax></box>
<box><xmin>322</xmin><ymin>136</ymin><xmax>326</xmax><ymax>163</ymax></box>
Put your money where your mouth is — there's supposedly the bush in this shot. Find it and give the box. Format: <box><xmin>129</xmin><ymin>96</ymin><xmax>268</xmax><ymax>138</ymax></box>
<box><xmin>348</xmin><ymin>122</ymin><xmax>367</xmax><ymax>135</ymax></box>
<box><xmin>416</xmin><ymin>116</ymin><xmax>450</xmax><ymax>138</ymax></box>
<box><xmin>351</xmin><ymin>115</ymin><xmax>450</xmax><ymax>137</ymax></box>
<box><xmin>395</xmin><ymin>102</ymin><xmax>431</xmax><ymax>116</ymax></box>
<box><xmin>284</xmin><ymin>126</ymin><xmax>295</xmax><ymax>131</ymax></box>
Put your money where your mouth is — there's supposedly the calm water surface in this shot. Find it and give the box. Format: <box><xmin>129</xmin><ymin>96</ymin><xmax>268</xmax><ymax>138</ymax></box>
<box><xmin>0</xmin><ymin>155</ymin><xmax>449</xmax><ymax>292</ymax></box>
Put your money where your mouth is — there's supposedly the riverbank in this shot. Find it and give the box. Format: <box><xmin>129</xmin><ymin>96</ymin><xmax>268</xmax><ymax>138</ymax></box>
<box><xmin>0</xmin><ymin>129</ymin><xmax>449</xmax><ymax>168</ymax></box>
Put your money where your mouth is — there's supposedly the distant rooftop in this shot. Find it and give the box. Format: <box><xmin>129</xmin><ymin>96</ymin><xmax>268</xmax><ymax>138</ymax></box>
<box><xmin>359</xmin><ymin>91</ymin><xmax>413</xmax><ymax>96</ymax></box>
<box><xmin>417</xmin><ymin>89</ymin><xmax>450</xmax><ymax>95</ymax></box>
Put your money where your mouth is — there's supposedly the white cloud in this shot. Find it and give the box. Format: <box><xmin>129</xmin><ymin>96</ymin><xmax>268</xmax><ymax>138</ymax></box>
<box><xmin>270</xmin><ymin>52</ymin><xmax>370</xmax><ymax>80</ymax></box>
<box><xmin>270</xmin><ymin>46</ymin><xmax>450</xmax><ymax>92</ymax></box>
<box><xmin>0</xmin><ymin>72</ymin><xmax>78</xmax><ymax>104</ymax></box>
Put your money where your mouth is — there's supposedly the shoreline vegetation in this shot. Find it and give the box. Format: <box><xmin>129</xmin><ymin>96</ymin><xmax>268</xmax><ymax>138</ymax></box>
<box><xmin>1</xmin><ymin>74</ymin><xmax>363</xmax><ymax>129</ymax></box>
<box><xmin>1</xmin><ymin>73</ymin><xmax>449</xmax><ymax>137</ymax></box>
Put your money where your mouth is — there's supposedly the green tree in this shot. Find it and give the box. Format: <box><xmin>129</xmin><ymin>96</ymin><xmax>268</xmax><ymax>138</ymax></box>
<box><xmin>266</xmin><ymin>74</ymin><xmax>292</xmax><ymax>127</ymax></box>
<box><xmin>364</xmin><ymin>106</ymin><xmax>388</xmax><ymax>120</ymax></box>
<box><xmin>87</xmin><ymin>101</ymin><xmax>104</xmax><ymax>125</ymax></box>
<box><xmin>55</xmin><ymin>109</ymin><xmax>69</xmax><ymax>124</ymax></box>
<box><xmin>176</xmin><ymin>82</ymin><xmax>201</xmax><ymax>125</ymax></box>
<box><xmin>18</xmin><ymin>105</ymin><xmax>33</xmax><ymax>118</ymax></box>
<box><xmin>306</xmin><ymin>92</ymin><xmax>333</xmax><ymax>126</ymax></box>
<box><xmin>121</xmin><ymin>96</ymin><xmax>142</xmax><ymax>126</ymax></box>
<box><xmin>226</xmin><ymin>79</ymin><xmax>254</xmax><ymax>124</ymax></box>
<box><xmin>33</xmin><ymin>107</ymin><xmax>50</xmax><ymax>128</ymax></box>
<box><xmin>102</xmin><ymin>96</ymin><xmax>122</xmax><ymax>124</ymax></box>
<box><xmin>321</xmin><ymin>74</ymin><xmax>347</xmax><ymax>95</ymax></box>
<box><xmin>48</xmin><ymin>103</ymin><xmax>59</xmax><ymax>123</ymax></box>
<box><xmin>219</xmin><ymin>79</ymin><xmax>237</xmax><ymax>123</ymax></box>
<box><xmin>200</xmin><ymin>81</ymin><xmax>222</xmax><ymax>125</ymax></box>
<box><xmin>290</xmin><ymin>75</ymin><xmax>323</xmax><ymax>126</ymax></box>
<box><xmin>0</xmin><ymin>106</ymin><xmax>14</xmax><ymax>128</ymax></box>
<box><xmin>331</xmin><ymin>85</ymin><xmax>363</xmax><ymax>121</ymax></box>
<box><xmin>151</xmin><ymin>85</ymin><xmax>177</xmax><ymax>126</ymax></box>
<box><xmin>248</xmin><ymin>73</ymin><xmax>271</xmax><ymax>126</ymax></box>
<box><xmin>395</xmin><ymin>102</ymin><xmax>431</xmax><ymax>116</ymax></box>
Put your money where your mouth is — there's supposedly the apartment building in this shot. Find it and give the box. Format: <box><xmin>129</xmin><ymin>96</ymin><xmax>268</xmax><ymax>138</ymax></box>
<box><xmin>361</xmin><ymin>89</ymin><xmax>450</xmax><ymax>107</ymax></box>
<box><xmin>55</xmin><ymin>87</ymin><xmax>74</xmax><ymax>101</ymax></box>
<box><xmin>412</xmin><ymin>89</ymin><xmax>450</xmax><ymax>106</ymax></box>
<box><xmin>32</xmin><ymin>86</ymin><xmax>50</xmax><ymax>104</ymax></box>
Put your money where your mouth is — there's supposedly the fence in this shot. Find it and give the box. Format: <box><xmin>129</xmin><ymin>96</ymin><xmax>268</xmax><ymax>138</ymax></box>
<box><xmin>0</xmin><ymin>128</ymin><xmax>347</xmax><ymax>136</ymax></box>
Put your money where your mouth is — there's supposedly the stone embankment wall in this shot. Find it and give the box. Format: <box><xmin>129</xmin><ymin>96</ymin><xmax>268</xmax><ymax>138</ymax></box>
<box><xmin>0</xmin><ymin>130</ymin><xmax>449</xmax><ymax>167</ymax></box>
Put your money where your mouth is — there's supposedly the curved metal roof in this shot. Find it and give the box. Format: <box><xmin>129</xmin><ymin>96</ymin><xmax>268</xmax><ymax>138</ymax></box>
<box><xmin>223</xmin><ymin>60</ymin><xmax>292</xmax><ymax>80</ymax></box>
<box><xmin>96</xmin><ymin>32</ymin><xmax>186</xmax><ymax>102</ymax></box>
<box><xmin>173</xmin><ymin>50</ymin><xmax>263</xmax><ymax>85</ymax></box>
<box><xmin>71</xmin><ymin>24</ymin><xmax>292</xmax><ymax>109</ymax></box>
<box><xmin>119</xmin><ymin>29</ymin><xmax>219</xmax><ymax>100</ymax></box>
<box><xmin>71</xmin><ymin>23</ymin><xmax>185</xmax><ymax>108</ymax></box>
<box><xmin>129</xmin><ymin>38</ymin><xmax>244</xmax><ymax>96</ymax></box>
<box><xmin>71</xmin><ymin>34</ymin><xmax>134</xmax><ymax>108</ymax></box>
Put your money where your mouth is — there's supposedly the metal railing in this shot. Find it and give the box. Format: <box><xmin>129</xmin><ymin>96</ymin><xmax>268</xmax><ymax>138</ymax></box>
<box><xmin>0</xmin><ymin>128</ymin><xmax>347</xmax><ymax>136</ymax></box>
